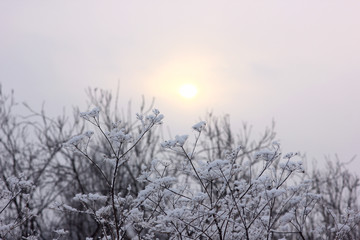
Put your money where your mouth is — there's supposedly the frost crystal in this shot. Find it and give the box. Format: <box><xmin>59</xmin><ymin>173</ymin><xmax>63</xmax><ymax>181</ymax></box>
<box><xmin>161</xmin><ymin>139</ymin><xmax>177</xmax><ymax>148</ymax></box>
<box><xmin>63</xmin><ymin>131</ymin><xmax>94</xmax><ymax>151</ymax></box>
<box><xmin>54</xmin><ymin>229</ymin><xmax>69</xmax><ymax>235</ymax></box>
<box><xmin>279</xmin><ymin>211</ymin><xmax>295</xmax><ymax>223</ymax></box>
<box><xmin>255</xmin><ymin>149</ymin><xmax>276</xmax><ymax>161</ymax></box>
<box><xmin>266</xmin><ymin>188</ymin><xmax>286</xmax><ymax>198</ymax></box>
<box><xmin>64</xmin><ymin>135</ymin><xmax>86</xmax><ymax>147</ymax></box>
<box><xmin>306</xmin><ymin>192</ymin><xmax>322</xmax><ymax>200</ymax></box>
<box><xmin>83</xmin><ymin>130</ymin><xmax>94</xmax><ymax>138</ymax></box>
<box><xmin>80</xmin><ymin>107</ymin><xmax>100</xmax><ymax>121</ymax></box>
<box><xmin>152</xmin><ymin>109</ymin><xmax>160</xmax><ymax>115</ymax></box>
<box><xmin>284</xmin><ymin>152</ymin><xmax>300</xmax><ymax>159</ymax></box>
<box><xmin>174</xmin><ymin>135</ymin><xmax>188</xmax><ymax>146</ymax></box>
<box><xmin>73</xmin><ymin>193</ymin><xmax>108</xmax><ymax>204</ymax></box>
<box><xmin>161</xmin><ymin>135</ymin><xmax>188</xmax><ymax>148</ymax></box>
<box><xmin>192</xmin><ymin>192</ymin><xmax>207</xmax><ymax>202</ymax></box>
<box><xmin>192</xmin><ymin>121</ymin><xmax>206</xmax><ymax>132</ymax></box>
<box><xmin>279</xmin><ymin>160</ymin><xmax>304</xmax><ymax>173</ymax></box>
<box><xmin>107</xmin><ymin>128</ymin><xmax>132</xmax><ymax>144</ymax></box>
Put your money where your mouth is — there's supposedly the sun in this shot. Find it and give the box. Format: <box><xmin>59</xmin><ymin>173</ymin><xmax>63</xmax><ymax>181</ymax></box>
<box><xmin>179</xmin><ymin>84</ymin><xmax>198</xmax><ymax>99</ymax></box>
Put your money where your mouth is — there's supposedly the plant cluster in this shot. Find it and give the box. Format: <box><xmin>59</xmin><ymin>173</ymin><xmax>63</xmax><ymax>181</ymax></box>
<box><xmin>0</xmin><ymin>86</ymin><xmax>359</xmax><ymax>239</ymax></box>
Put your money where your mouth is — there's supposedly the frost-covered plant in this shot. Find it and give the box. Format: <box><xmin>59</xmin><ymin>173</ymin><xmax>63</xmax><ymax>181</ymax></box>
<box><xmin>132</xmin><ymin>125</ymin><xmax>312</xmax><ymax>239</ymax></box>
<box><xmin>1</xmin><ymin>86</ymin><xmax>359</xmax><ymax>239</ymax></box>
<box><xmin>60</xmin><ymin>107</ymin><xmax>164</xmax><ymax>239</ymax></box>
<box><xmin>0</xmin><ymin>84</ymin><xmax>71</xmax><ymax>239</ymax></box>
<box><xmin>309</xmin><ymin>159</ymin><xmax>360</xmax><ymax>239</ymax></box>
<box><xmin>0</xmin><ymin>175</ymin><xmax>35</xmax><ymax>239</ymax></box>
<box><xmin>61</xmin><ymin>105</ymin><xmax>360</xmax><ymax>239</ymax></box>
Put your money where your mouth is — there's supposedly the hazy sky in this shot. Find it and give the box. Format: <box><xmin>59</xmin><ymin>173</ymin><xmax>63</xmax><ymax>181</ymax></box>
<box><xmin>1</xmin><ymin>1</ymin><xmax>360</xmax><ymax>171</ymax></box>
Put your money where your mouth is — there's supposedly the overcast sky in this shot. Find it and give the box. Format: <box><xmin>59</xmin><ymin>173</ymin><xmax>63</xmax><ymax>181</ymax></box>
<box><xmin>1</xmin><ymin>1</ymin><xmax>359</xmax><ymax>171</ymax></box>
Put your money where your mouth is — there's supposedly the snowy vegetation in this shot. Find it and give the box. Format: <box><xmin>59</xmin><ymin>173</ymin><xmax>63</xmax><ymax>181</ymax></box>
<box><xmin>0</xmin><ymin>85</ymin><xmax>359</xmax><ymax>239</ymax></box>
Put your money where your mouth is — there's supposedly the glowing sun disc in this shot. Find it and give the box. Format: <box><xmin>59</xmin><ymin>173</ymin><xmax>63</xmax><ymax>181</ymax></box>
<box><xmin>179</xmin><ymin>84</ymin><xmax>198</xmax><ymax>99</ymax></box>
